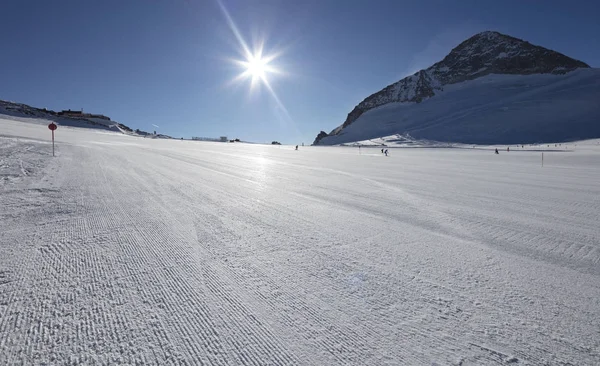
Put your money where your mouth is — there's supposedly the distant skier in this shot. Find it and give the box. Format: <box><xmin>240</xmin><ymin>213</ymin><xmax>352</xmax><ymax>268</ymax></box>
<box><xmin>507</xmin><ymin>147</ymin><xmax>510</xmax><ymax>152</ymax></box>
<box><xmin>381</xmin><ymin>148</ymin><xmax>384</xmax><ymax>153</ymax></box>
<box><xmin>295</xmin><ymin>145</ymin><xmax>298</xmax><ymax>150</ymax></box>
<box><xmin>495</xmin><ymin>148</ymin><xmax>499</xmax><ymax>154</ymax></box>
<box><xmin>384</xmin><ymin>149</ymin><xmax>388</xmax><ymax>156</ymax></box>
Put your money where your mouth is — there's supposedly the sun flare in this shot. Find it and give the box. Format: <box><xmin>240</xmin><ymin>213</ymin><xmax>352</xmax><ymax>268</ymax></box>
<box><xmin>217</xmin><ymin>0</ymin><xmax>294</xmax><ymax>129</ymax></box>
<box><xmin>236</xmin><ymin>50</ymin><xmax>279</xmax><ymax>89</ymax></box>
<box><xmin>244</xmin><ymin>55</ymin><xmax>267</xmax><ymax>79</ymax></box>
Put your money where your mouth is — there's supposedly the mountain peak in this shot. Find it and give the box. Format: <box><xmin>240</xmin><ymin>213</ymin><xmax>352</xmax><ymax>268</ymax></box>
<box><xmin>432</xmin><ymin>30</ymin><xmax>589</xmax><ymax>84</ymax></box>
<box><xmin>313</xmin><ymin>31</ymin><xmax>590</xmax><ymax>145</ymax></box>
<box><xmin>471</xmin><ymin>30</ymin><xmax>503</xmax><ymax>38</ymax></box>
<box><xmin>470</xmin><ymin>30</ymin><xmax>503</xmax><ymax>39</ymax></box>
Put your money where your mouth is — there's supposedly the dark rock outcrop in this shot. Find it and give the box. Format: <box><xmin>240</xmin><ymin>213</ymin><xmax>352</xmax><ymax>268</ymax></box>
<box><xmin>312</xmin><ymin>131</ymin><xmax>329</xmax><ymax>145</ymax></box>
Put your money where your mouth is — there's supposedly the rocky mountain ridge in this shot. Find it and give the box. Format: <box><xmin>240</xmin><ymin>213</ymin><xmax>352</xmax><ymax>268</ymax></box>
<box><xmin>314</xmin><ymin>31</ymin><xmax>590</xmax><ymax>145</ymax></box>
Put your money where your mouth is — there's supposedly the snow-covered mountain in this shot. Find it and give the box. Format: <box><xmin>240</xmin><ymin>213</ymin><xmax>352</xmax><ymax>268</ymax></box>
<box><xmin>0</xmin><ymin>100</ymin><xmax>171</xmax><ymax>137</ymax></box>
<box><xmin>0</xmin><ymin>100</ymin><xmax>127</xmax><ymax>132</ymax></box>
<box><xmin>314</xmin><ymin>31</ymin><xmax>600</xmax><ymax>145</ymax></box>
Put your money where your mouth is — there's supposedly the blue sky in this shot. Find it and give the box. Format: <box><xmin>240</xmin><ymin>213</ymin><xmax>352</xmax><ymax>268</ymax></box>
<box><xmin>1</xmin><ymin>0</ymin><xmax>598</xmax><ymax>144</ymax></box>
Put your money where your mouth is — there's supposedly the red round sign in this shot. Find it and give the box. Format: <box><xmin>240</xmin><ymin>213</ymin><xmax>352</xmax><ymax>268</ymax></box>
<box><xmin>48</xmin><ymin>123</ymin><xmax>57</xmax><ymax>131</ymax></box>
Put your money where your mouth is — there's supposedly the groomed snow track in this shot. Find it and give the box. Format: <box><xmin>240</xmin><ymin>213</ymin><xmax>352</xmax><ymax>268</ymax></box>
<box><xmin>1</xmin><ymin>118</ymin><xmax>600</xmax><ymax>365</ymax></box>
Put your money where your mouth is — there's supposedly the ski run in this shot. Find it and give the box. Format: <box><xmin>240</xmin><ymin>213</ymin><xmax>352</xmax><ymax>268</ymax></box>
<box><xmin>1</xmin><ymin>117</ymin><xmax>599</xmax><ymax>365</ymax></box>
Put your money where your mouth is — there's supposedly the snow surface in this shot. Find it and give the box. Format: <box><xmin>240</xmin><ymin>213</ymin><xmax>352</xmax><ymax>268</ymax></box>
<box><xmin>2</xmin><ymin>117</ymin><xmax>600</xmax><ymax>365</ymax></box>
<box><xmin>343</xmin><ymin>133</ymin><xmax>588</xmax><ymax>151</ymax></box>
<box><xmin>318</xmin><ymin>68</ymin><xmax>600</xmax><ymax>145</ymax></box>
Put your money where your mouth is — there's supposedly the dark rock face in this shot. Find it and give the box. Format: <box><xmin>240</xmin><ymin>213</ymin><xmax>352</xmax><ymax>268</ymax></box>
<box><xmin>340</xmin><ymin>70</ymin><xmax>439</xmax><ymax>130</ymax></box>
<box><xmin>312</xmin><ymin>131</ymin><xmax>329</xmax><ymax>145</ymax></box>
<box><xmin>315</xmin><ymin>31</ymin><xmax>590</xmax><ymax>144</ymax></box>
<box><xmin>430</xmin><ymin>31</ymin><xmax>589</xmax><ymax>85</ymax></box>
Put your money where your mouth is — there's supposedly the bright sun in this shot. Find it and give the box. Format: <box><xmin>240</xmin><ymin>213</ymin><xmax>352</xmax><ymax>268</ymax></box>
<box><xmin>232</xmin><ymin>47</ymin><xmax>280</xmax><ymax>91</ymax></box>
<box><xmin>218</xmin><ymin>0</ymin><xmax>294</xmax><ymax>125</ymax></box>
<box><xmin>219</xmin><ymin>0</ymin><xmax>285</xmax><ymax>95</ymax></box>
<box><xmin>245</xmin><ymin>55</ymin><xmax>267</xmax><ymax>79</ymax></box>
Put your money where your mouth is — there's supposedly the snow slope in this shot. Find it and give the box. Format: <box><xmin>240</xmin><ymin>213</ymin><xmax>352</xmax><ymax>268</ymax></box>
<box><xmin>318</xmin><ymin>68</ymin><xmax>600</xmax><ymax>145</ymax></box>
<box><xmin>0</xmin><ymin>100</ymin><xmax>146</xmax><ymax>135</ymax></box>
<box><xmin>2</xmin><ymin>117</ymin><xmax>600</xmax><ymax>365</ymax></box>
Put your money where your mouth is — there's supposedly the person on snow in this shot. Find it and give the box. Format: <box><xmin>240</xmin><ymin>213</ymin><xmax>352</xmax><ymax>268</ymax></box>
<box><xmin>295</xmin><ymin>145</ymin><xmax>298</xmax><ymax>150</ymax></box>
<box><xmin>495</xmin><ymin>148</ymin><xmax>499</xmax><ymax>154</ymax></box>
<box><xmin>384</xmin><ymin>149</ymin><xmax>388</xmax><ymax>156</ymax></box>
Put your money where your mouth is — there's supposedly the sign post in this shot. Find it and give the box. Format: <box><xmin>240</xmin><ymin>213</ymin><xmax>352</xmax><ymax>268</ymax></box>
<box><xmin>48</xmin><ymin>123</ymin><xmax>57</xmax><ymax>156</ymax></box>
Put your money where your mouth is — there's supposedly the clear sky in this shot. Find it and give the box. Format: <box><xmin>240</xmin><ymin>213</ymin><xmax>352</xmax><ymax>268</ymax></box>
<box><xmin>1</xmin><ymin>0</ymin><xmax>598</xmax><ymax>144</ymax></box>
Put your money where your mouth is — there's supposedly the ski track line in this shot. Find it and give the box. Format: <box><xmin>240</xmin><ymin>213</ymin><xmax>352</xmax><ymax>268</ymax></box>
<box><xmin>122</xmin><ymin>158</ymin><xmax>310</xmax><ymax>365</ymax></box>
<box><xmin>95</xmin><ymin>151</ymin><xmax>302</xmax><ymax>365</ymax></box>
<box><xmin>93</xmin><ymin>154</ymin><xmax>238</xmax><ymax>365</ymax></box>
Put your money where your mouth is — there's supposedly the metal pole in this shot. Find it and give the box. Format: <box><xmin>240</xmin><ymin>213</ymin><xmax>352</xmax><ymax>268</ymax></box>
<box><xmin>542</xmin><ymin>152</ymin><xmax>543</xmax><ymax>167</ymax></box>
<box><xmin>52</xmin><ymin>130</ymin><xmax>55</xmax><ymax>157</ymax></box>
